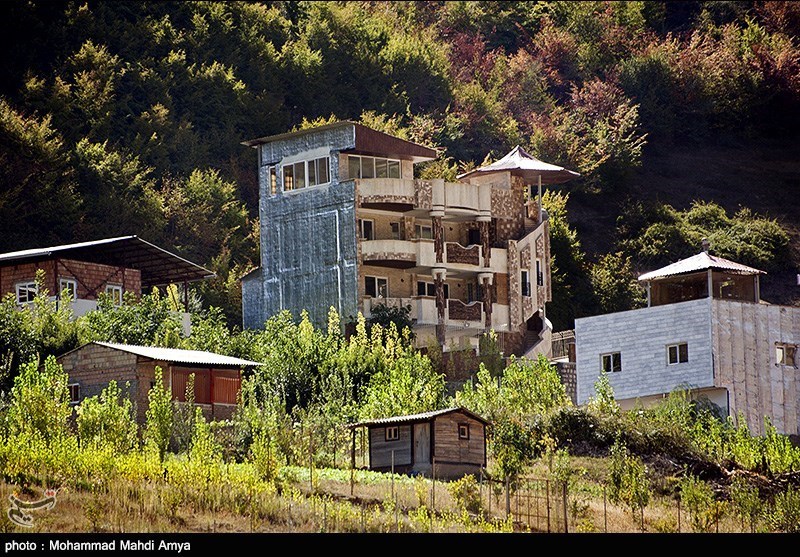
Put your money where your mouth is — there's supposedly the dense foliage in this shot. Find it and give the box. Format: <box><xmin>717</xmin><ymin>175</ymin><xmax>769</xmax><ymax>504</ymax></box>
<box><xmin>0</xmin><ymin>1</ymin><xmax>797</xmax><ymax>327</ymax></box>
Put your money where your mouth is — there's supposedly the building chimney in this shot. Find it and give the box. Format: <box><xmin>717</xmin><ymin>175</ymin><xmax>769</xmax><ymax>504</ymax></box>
<box><xmin>701</xmin><ymin>238</ymin><xmax>710</xmax><ymax>253</ymax></box>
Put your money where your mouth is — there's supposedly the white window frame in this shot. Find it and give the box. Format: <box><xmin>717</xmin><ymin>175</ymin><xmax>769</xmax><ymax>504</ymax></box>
<box><xmin>601</xmin><ymin>352</ymin><xmax>622</xmax><ymax>373</ymax></box>
<box><xmin>415</xmin><ymin>224</ymin><xmax>433</xmax><ymax>240</ymax></box>
<box><xmin>59</xmin><ymin>278</ymin><xmax>77</xmax><ymax>299</ymax></box>
<box><xmin>667</xmin><ymin>343</ymin><xmax>689</xmax><ymax>365</ymax></box>
<box><xmin>348</xmin><ymin>155</ymin><xmax>402</xmax><ymax>180</ymax></box>
<box><xmin>385</xmin><ymin>426</ymin><xmax>399</xmax><ymax>441</ymax></box>
<box><xmin>358</xmin><ymin>218</ymin><xmax>375</xmax><ymax>241</ymax></box>
<box><xmin>365</xmin><ymin>275</ymin><xmax>388</xmax><ymax>299</ymax></box>
<box><xmin>15</xmin><ymin>281</ymin><xmax>38</xmax><ymax>305</ymax></box>
<box><xmin>307</xmin><ymin>156</ymin><xmax>330</xmax><ymax>187</ymax></box>
<box><xmin>68</xmin><ymin>383</ymin><xmax>80</xmax><ymax>405</ymax></box>
<box><xmin>776</xmin><ymin>343</ymin><xmax>797</xmax><ymax>368</ymax></box>
<box><xmin>105</xmin><ymin>284</ymin><xmax>123</xmax><ymax>306</ymax></box>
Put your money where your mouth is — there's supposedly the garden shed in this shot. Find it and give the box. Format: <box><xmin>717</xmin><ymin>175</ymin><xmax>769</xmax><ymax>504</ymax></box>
<box><xmin>348</xmin><ymin>407</ymin><xmax>489</xmax><ymax>479</ymax></box>
<box><xmin>57</xmin><ymin>341</ymin><xmax>263</xmax><ymax>422</ymax></box>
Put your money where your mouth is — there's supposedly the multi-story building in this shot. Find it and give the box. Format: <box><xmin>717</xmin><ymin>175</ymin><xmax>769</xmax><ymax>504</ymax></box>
<box><xmin>575</xmin><ymin>244</ymin><xmax>800</xmax><ymax>435</ymax></box>
<box><xmin>241</xmin><ymin>121</ymin><xmax>579</xmax><ymax>359</ymax></box>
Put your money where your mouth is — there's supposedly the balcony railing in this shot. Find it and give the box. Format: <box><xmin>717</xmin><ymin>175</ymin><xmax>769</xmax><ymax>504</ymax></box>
<box><xmin>445</xmin><ymin>242</ymin><xmax>481</xmax><ymax>266</ymax></box>
<box><xmin>447</xmin><ymin>299</ymin><xmax>483</xmax><ymax>322</ymax></box>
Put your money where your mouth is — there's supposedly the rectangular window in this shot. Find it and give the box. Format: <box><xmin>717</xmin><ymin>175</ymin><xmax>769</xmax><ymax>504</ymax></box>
<box><xmin>105</xmin><ymin>284</ymin><xmax>123</xmax><ymax>306</ymax></box>
<box><xmin>15</xmin><ymin>281</ymin><xmax>37</xmax><ymax>305</ymax></box>
<box><xmin>776</xmin><ymin>343</ymin><xmax>797</xmax><ymax>367</ymax></box>
<box><xmin>348</xmin><ymin>155</ymin><xmax>402</xmax><ymax>180</ymax></box>
<box><xmin>385</xmin><ymin>426</ymin><xmax>399</xmax><ymax>441</ymax></box>
<box><xmin>68</xmin><ymin>383</ymin><xmax>80</xmax><ymax>405</ymax></box>
<box><xmin>667</xmin><ymin>343</ymin><xmax>689</xmax><ymax>365</ymax></box>
<box><xmin>390</xmin><ymin>222</ymin><xmax>401</xmax><ymax>240</ymax></box>
<box><xmin>468</xmin><ymin>228</ymin><xmax>481</xmax><ymax>246</ymax></box>
<box><xmin>536</xmin><ymin>259</ymin><xmax>543</xmax><ymax>286</ymax></box>
<box><xmin>269</xmin><ymin>167</ymin><xmax>277</xmax><ymax>196</ymax></box>
<box><xmin>417</xmin><ymin>281</ymin><xmax>449</xmax><ymax>298</ymax></box>
<box><xmin>458</xmin><ymin>424</ymin><xmax>470</xmax><ymax>440</ymax></box>
<box><xmin>601</xmin><ymin>352</ymin><xmax>622</xmax><ymax>373</ymax></box>
<box><xmin>416</xmin><ymin>224</ymin><xmax>433</xmax><ymax>239</ymax></box>
<box><xmin>282</xmin><ymin>161</ymin><xmax>306</xmax><ymax>191</ymax></box>
<box><xmin>283</xmin><ymin>163</ymin><xmax>294</xmax><ymax>191</ymax></box>
<box><xmin>358</xmin><ymin>219</ymin><xmax>375</xmax><ymax>241</ymax></box>
<box><xmin>308</xmin><ymin>156</ymin><xmax>330</xmax><ymax>186</ymax></box>
<box><xmin>365</xmin><ymin>276</ymin><xmax>388</xmax><ymax>298</ymax></box>
<box><xmin>521</xmin><ymin>270</ymin><xmax>531</xmax><ymax>297</ymax></box>
<box><xmin>59</xmin><ymin>278</ymin><xmax>77</xmax><ymax>299</ymax></box>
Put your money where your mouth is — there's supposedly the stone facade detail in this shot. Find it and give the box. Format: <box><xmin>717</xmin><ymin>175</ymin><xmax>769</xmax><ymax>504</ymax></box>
<box><xmin>448</xmin><ymin>299</ymin><xmax>482</xmax><ymax>321</ymax></box>
<box><xmin>445</xmin><ymin>243</ymin><xmax>480</xmax><ymax>266</ymax></box>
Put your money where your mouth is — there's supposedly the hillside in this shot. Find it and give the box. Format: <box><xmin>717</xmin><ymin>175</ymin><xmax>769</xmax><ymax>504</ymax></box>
<box><xmin>0</xmin><ymin>1</ymin><xmax>798</xmax><ymax>329</ymax></box>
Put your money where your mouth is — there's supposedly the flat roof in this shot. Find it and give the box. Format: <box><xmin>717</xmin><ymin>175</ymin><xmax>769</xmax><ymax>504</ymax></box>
<box><xmin>638</xmin><ymin>251</ymin><xmax>766</xmax><ymax>282</ymax></box>
<box><xmin>242</xmin><ymin>120</ymin><xmax>438</xmax><ymax>162</ymax></box>
<box><xmin>62</xmin><ymin>341</ymin><xmax>264</xmax><ymax>367</ymax></box>
<box><xmin>348</xmin><ymin>407</ymin><xmax>489</xmax><ymax>428</ymax></box>
<box><xmin>0</xmin><ymin>236</ymin><xmax>215</xmax><ymax>289</ymax></box>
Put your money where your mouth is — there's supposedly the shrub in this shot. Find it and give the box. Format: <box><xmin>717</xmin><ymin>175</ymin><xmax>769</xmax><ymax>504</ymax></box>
<box><xmin>769</xmin><ymin>485</ymin><xmax>800</xmax><ymax>533</ymax></box>
<box><xmin>144</xmin><ymin>366</ymin><xmax>173</xmax><ymax>460</ymax></box>
<box><xmin>76</xmin><ymin>380</ymin><xmax>137</xmax><ymax>453</ymax></box>
<box><xmin>6</xmin><ymin>355</ymin><xmax>71</xmax><ymax>441</ymax></box>
<box><xmin>448</xmin><ymin>474</ymin><xmax>482</xmax><ymax>515</ymax></box>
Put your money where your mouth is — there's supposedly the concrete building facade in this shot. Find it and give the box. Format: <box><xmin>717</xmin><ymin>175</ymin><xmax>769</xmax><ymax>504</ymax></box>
<box><xmin>242</xmin><ymin>121</ymin><xmax>579</xmax><ymax>359</ymax></box>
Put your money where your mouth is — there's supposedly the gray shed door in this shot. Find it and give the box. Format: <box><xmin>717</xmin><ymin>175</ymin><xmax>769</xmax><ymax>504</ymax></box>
<box><xmin>414</xmin><ymin>423</ymin><xmax>430</xmax><ymax>465</ymax></box>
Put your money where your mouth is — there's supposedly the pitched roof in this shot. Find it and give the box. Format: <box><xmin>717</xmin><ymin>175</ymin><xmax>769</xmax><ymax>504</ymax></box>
<box><xmin>0</xmin><ymin>236</ymin><xmax>214</xmax><ymax>289</ymax></box>
<box><xmin>457</xmin><ymin>145</ymin><xmax>580</xmax><ymax>184</ymax></box>
<box><xmin>241</xmin><ymin>120</ymin><xmax>438</xmax><ymax>162</ymax></box>
<box><xmin>348</xmin><ymin>407</ymin><xmax>489</xmax><ymax>428</ymax></box>
<box><xmin>83</xmin><ymin>342</ymin><xmax>264</xmax><ymax>367</ymax></box>
<box><xmin>638</xmin><ymin>251</ymin><xmax>766</xmax><ymax>281</ymax></box>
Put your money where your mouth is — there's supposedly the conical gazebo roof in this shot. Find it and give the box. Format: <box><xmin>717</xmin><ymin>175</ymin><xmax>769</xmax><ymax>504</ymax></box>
<box><xmin>457</xmin><ymin>145</ymin><xmax>580</xmax><ymax>184</ymax></box>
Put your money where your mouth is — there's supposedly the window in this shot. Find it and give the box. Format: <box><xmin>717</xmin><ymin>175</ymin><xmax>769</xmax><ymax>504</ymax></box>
<box><xmin>15</xmin><ymin>281</ymin><xmax>37</xmax><ymax>304</ymax></box>
<box><xmin>458</xmin><ymin>424</ymin><xmax>470</xmax><ymax>440</ymax></box>
<box><xmin>390</xmin><ymin>222</ymin><xmax>401</xmax><ymax>240</ymax></box>
<box><xmin>776</xmin><ymin>343</ymin><xmax>797</xmax><ymax>367</ymax></box>
<box><xmin>105</xmin><ymin>284</ymin><xmax>123</xmax><ymax>306</ymax></box>
<box><xmin>365</xmin><ymin>276</ymin><xmax>388</xmax><ymax>298</ymax></box>
<box><xmin>601</xmin><ymin>352</ymin><xmax>622</xmax><ymax>373</ymax></box>
<box><xmin>385</xmin><ymin>426</ymin><xmax>399</xmax><ymax>441</ymax></box>
<box><xmin>348</xmin><ymin>155</ymin><xmax>401</xmax><ymax>180</ymax></box>
<box><xmin>269</xmin><ymin>167</ymin><xmax>277</xmax><ymax>196</ymax></box>
<box><xmin>59</xmin><ymin>278</ymin><xmax>77</xmax><ymax>299</ymax></box>
<box><xmin>467</xmin><ymin>228</ymin><xmax>481</xmax><ymax>246</ymax></box>
<box><xmin>282</xmin><ymin>160</ymin><xmax>306</xmax><ymax>191</ymax></box>
<box><xmin>308</xmin><ymin>156</ymin><xmax>330</xmax><ymax>186</ymax></box>
<box><xmin>417</xmin><ymin>281</ymin><xmax>449</xmax><ymax>298</ymax></box>
<box><xmin>521</xmin><ymin>270</ymin><xmax>531</xmax><ymax>297</ymax></box>
<box><xmin>68</xmin><ymin>383</ymin><xmax>80</xmax><ymax>405</ymax></box>
<box><xmin>667</xmin><ymin>343</ymin><xmax>689</xmax><ymax>365</ymax></box>
<box><xmin>358</xmin><ymin>219</ymin><xmax>375</xmax><ymax>241</ymax></box>
<box><xmin>536</xmin><ymin>259</ymin><xmax>543</xmax><ymax>286</ymax></box>
<box><xmin>415</xmin><ymin>224</ymin><xmax>433</xmax><ymax>239</ymax></box>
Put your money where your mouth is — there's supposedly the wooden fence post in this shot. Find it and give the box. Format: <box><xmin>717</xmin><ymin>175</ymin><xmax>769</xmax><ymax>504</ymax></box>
<box><xmin>431</xmin><ymin>458</ymin><xmax>436</xmax><ymax>511</ymax></box>
<box><xmin>505</xmin><ymin>476</ymin><xmax>510</xmax><ymax>519</ymax></box>
<box><xmin>562</xmin><ymin>481</ymin><xmax>568</xmax><ymax>534</ymax></box>
<box><xmin>391</xmin><ymin>450</ymin><xmax>395</xmax><ymax>499</ymax></box>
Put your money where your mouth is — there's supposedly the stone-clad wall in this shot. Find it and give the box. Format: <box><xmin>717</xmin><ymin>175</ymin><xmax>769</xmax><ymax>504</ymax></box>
<box><xmin>575</xmin><ymin>297</ymin><xmax>715</xmax><ymax>405</ymax></box>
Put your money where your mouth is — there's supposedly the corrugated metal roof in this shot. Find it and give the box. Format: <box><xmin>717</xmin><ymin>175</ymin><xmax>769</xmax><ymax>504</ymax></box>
<box><xmin>457</xmin><ymin>145</ymin><xmax>580</xmax><ymax>184</ymax></box>
<box><xmin>0</xmin><ymin>236</ymin><xmax>214</xmax><ymax>288</ymax></box>
<box><xmin>94</xmin><ymin>342</ymin><xmax>264</xmax><ymax>367</ymax></box>
<box><xmin>348</xmin><ymin>407</ymin><xmax>489</xmax><ymax>428</ymax></box>
<box><xmin>638</xmin><ymin>252</ymin><xmax>766</xmax><ymax>281</ymax></box>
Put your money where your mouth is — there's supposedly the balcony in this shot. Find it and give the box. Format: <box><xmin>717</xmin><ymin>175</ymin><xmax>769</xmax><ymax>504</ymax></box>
<box><xmin>361</xmin><ymin>239</ymin><xmax>417</xmax><ymax>269</ymax></box>
<box><xmin>362</xmin><ymin>238</ymin><xmax>486</xmax><ymax>273</ymax></box>
<box><xmin>356</xmin><ymin>178</ymin><xmax>482</xmax><ymax>216</ymax></box>
<box><xmin>357</xmin><ymin>178</ymin><xmax>416</xmax><ymax>212</ymax></box>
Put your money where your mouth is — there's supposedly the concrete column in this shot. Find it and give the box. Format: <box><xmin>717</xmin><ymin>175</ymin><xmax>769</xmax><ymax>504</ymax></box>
<box><xmin>434</xmin><ymin>267</ymin><xmax>447</xmax><ymax>346</ymax></box>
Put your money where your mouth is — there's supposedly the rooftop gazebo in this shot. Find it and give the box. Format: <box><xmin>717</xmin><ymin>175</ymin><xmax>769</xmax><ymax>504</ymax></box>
<box><xmin>638</xmin><ymin>240</ymin><xmax>766</xmax><ymax>307</ymax></box>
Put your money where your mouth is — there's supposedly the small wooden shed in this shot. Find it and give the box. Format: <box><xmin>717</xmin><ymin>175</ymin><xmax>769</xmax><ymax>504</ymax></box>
<box><xmin>57</xmin><ymin>341</ymin><xmax>263</xmax><ymax>422</ymax></box>
<box><xmin>348</xmin><ymin>407</ymin><xmax>489</xmax><ymax>479</ymax></box>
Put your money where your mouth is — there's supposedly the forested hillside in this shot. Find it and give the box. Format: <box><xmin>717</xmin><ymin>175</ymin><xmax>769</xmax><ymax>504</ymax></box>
<box><xmin>1</xmin><ymin>1</ymin><xmax>798</xmax><ymax>329</ymax></box>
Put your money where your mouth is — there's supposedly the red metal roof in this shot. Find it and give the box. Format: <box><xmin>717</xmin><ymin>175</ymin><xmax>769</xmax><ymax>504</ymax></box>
<box><xmin>638</xmin><ymin>252</ymin><xmax>765</xmax><ymax>281</ymax></box>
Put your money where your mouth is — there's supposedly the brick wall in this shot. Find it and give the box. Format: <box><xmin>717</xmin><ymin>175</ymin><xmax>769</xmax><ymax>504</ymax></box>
<box><xmin>0</xmin><ymin>258</ymin><xmax>142</xmax><ymax>300</ymax></box>
<box><xmin>57</xmin><ymin>343</ymin><xmax>139</xmax><ymax>413</ymax></box>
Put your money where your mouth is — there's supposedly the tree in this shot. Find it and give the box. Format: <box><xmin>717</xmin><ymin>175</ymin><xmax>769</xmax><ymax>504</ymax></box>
<box><xmin>608</xmin><ymin>440</ymin><xmax>651</xmax><ymax>529</ymax></box>
<box><xmin>587</xmin><ymin>371</ymin><xmax>620</xmax><ymax>418</ymax></box>
<box><xmin>6</xmin><ymin>355</ymin><xmax>71</xmax><ymax>441</ymax></box>
<box><xmin>590</xmin><ymin>251</ymin><xmax>646</xmax><ymax>313</ymax></box>
<box><xmin>144</xmin><ymin>366</ymin><xmax>173</xmax><ymax>461</ymax></box>
<box><xmin>364</xmin><ymin>303</ymin><xmax>415</xmax><ymax>343</ymax></box>
<box><xmin>76</xmin><ymin>379</ymin><xmax>137</xmax><ymax>452</ymax></box>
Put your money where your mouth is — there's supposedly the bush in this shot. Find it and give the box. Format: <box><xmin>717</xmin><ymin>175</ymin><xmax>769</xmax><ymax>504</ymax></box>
<box><xmin>448</xmin><ymin>474</ymin><xmax>482</xmax><ymax>515</ymax></box>
<box><xmin>6</xmin><ymin>355</ymin><xmax>71</xmax><ymax>441</ymax></box>
<box><xmin>769</xmin><ymin>485</ymin><xmax>800</xmax><ymax>533</ymax></box>
<box><xmin>144</xmin><ymin>366</ymin><xmax>173</xmax><ymax>461</ymax></box>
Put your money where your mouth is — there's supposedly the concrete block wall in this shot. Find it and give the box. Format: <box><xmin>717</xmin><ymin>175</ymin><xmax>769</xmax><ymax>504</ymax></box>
<box><xmin>575</xmin><ymin>297</ymin><xmax>715</xmax><ymax>405</ymax></box>
<box><xmin>57</xmin><ymin>343</ymin><xmax>139</xmax><ymax>413</ymax></box>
